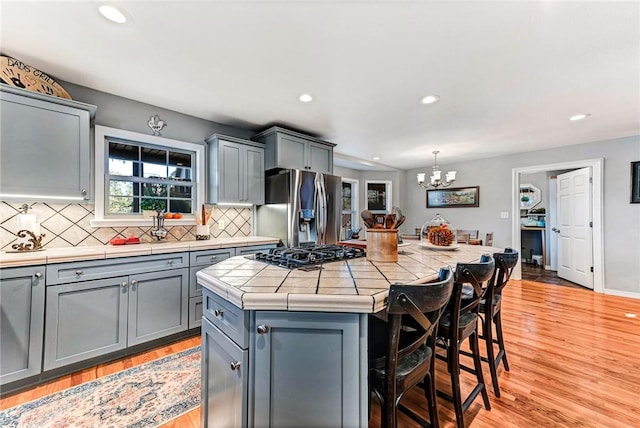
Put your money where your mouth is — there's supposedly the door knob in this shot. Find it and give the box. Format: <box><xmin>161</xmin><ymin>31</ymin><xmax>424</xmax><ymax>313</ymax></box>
<box><xmin>552</xmin><ymin>227</ymin><xmax>560</xmax><ymax>233</ymax></box>
<box><xmin>257</xmin><ymin>325</ymin><xmax>269</xmax><ymax>335</ymax></box>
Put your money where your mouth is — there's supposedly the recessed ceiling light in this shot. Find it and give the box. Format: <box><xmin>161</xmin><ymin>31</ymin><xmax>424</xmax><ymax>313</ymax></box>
<box><xmin>420</xmin><ymin>95</ymin><xmax>440</xmax><ymax>105</ymax></box>
<box><xmin>99</xmin><ymin>4</ymin><xmax>128</xmax><ymax>24</ymax></box>
<box><xmin>569</xmin><ymin>113</ymin><xmax>591</xmax><ymax>121</ymax></box>
<box><xmin>299</xmin><ymin>93</ymin><xmax>313</xmax><ymax>103</ymax></box>
<box><xmin>372</xmin><ymin>157</ymin><xmax>380</xmax><ymax>161</ymax></box>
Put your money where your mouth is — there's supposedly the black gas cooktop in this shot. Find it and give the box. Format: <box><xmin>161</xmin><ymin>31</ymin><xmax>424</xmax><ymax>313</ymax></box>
<box><xmin>254</xmin><ymin>244</ymin><xmax>366</xmax><ymax>269</ymax></box>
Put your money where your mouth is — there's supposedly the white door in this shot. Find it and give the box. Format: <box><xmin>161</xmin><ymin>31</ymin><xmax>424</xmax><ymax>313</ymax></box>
<box><xmin>556</xmin><ymin>167</ymin><xmax>593</xmax><ymax>288</ymax></box>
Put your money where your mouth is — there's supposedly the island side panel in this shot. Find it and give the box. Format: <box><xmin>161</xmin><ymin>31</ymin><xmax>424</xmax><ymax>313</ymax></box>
<box><xmin>250</xmin><ymin>311</ymin><xmax>367</xmax><ymax>427</ymax></box>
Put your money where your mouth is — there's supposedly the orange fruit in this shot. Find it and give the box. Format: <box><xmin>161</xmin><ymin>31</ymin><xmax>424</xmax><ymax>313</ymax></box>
<box><xmin>172</xmin><ymin>213</ymin><xmax>183</xmax><ymax>219</ymax></box>
<box><xmin>164</xmin><ymin>212</ymin><xmax>174</xmax><ymax>219</ymax></box>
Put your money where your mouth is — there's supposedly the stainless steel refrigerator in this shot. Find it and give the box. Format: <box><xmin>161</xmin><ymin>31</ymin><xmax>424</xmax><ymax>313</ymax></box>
<box><xmin>256</xmin><ymin>169</ymin><xmax>342</xmax><ymax>247</ymax></box>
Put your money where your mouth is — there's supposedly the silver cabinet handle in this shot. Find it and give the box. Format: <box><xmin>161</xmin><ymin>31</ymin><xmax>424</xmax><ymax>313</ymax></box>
<box><xmin>214</xmin><ymin>309</ymin><xmax>223</xmax><ymax>317</ymax></box>
<box><xmin>81</xmin><ymin>188</ymin><xmax>87</xmax><ymax>195</ymax></box>
<box><xmin>257</xmin><ymin>325</ymin><xmax>269</xmax><ymax>335</ymax></box>
<box><xmin>230</xmin><ymin>361</ymin><xmax>241</xmax><ymax>371</ymax></box>
<box><xmin>121</xmin><ymin>282</ymin><xmax>128</xmax><ymax>288</ymax></box>
<box><xmin>131</xmin><ymin>280</ymin><xmax>138</xmax><ymax>286</ymax></box>
<box><xmin>34</xmin><ymin>272</ymin><xmax>43</xmax><ymax>279</ymax></box>
<box><xmin>211</xmin><ymin>255</ymin><xmax>217</xmax><ymax>261</ymax></box>
<box><xmin>75</xmin><ymin>270</ymin><xmax>83</xmax><ymax>276</ymax></box>
<box><xmin>168</xmin><ymin>260</ymin><xmax>174</xmax><ymax>265</ymax></box>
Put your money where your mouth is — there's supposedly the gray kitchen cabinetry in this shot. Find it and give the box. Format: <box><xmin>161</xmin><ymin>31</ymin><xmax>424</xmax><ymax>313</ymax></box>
<box><xmin>252</xmin><ymin>126</ymin><xmax>335</xmax><ymax>174</ymax></box>
<box><xmin>201</xmin><ymin>288</ymin><xmax>364</xmax><ymax>427</ymax></box>
<box><xmin>235</xmin><ymin>244</ymin><xmax>277</xmax><ymax>257</ymax></box>
<box><xmin>0</xmin><ymin>84</ymin><xmax>97</xmax><ymax>201</ymax></box>
<box><xmin>206</xmin><ymin>134</ymin><xmax>265</xmax><ymax>205</ymax></box>
<box><xmin>201</xmin><ymin>288</ymin><xmax>249</xmax><ymax>427</ymax></box>
<box><xmin>188</xmin><ymin>248</ymin><xmax>235</xmax><ymax>329</ymax></box>
<box><xmin>44</xmin><ymin>253</ymin><xmax>189</xmax><ymax>371</ymax></box>
<box><xmin>0</xmin><ymin>266</ymin><xmax>45</xmax><ymax>385</ymax></box>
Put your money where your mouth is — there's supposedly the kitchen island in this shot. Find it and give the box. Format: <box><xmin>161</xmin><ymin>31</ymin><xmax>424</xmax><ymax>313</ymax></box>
<box><xmin>197</xmin><ymin>243</ymin><xmax>498</xmax><ymax>427</ymax></box>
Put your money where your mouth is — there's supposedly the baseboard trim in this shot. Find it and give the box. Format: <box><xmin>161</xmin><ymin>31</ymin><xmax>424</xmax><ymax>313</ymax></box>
<box><xmin>604</xmin><ymin>289</ymin><xmax>640</xmax><ymax>300</ymax></box>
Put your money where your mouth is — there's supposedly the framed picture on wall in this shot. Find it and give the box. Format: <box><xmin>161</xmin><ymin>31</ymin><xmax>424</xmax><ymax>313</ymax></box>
<box><xmin>366</xmin><ymin>181</ymin><xmax>391</xmax><ymax>212</ymax></box>
<box><xmin>632</xmin><ymin>161</ymin><xmax>640</xmax><ymax>203</ymax></box>
<box><xmin>426</xmin><ymin>186</ymin><xmax>480</xmax><ymax>208</ymax></box>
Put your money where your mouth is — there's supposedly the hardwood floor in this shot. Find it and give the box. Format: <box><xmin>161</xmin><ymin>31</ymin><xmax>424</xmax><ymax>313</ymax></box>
<box><xmin>2</xmin><ymin>279</ymin><xmax>639</xmax><ymax>427</ymax></box>
<box><xmin>521</xmin><ymin>263</ymin><xmax>583</xmax><ymax>288</ymax></box>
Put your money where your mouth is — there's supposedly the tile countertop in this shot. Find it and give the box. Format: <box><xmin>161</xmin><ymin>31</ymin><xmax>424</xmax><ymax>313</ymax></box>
<box><xmin>0</xmin><ymin>236</ymin><xmax>280</xmax><ymax>268</ymax></box>
<box><xmin>197</xmin><ymin>243</ymin><xmax>502</xmax><ymax>314</ymax></box>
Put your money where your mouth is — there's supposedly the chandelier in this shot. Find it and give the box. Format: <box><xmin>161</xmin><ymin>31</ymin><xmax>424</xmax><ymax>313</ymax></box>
<box><xmin>416</xmin><ymin>151</ymin><xmax>456</xmax><ymax>189</ymax></box>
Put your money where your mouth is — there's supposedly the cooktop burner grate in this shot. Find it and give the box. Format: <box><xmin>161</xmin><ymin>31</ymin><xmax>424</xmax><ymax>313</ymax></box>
<box><xmin>254</xmin><ymin>244</ymin><xmax>366</xmax><ymax>269</ymax></box>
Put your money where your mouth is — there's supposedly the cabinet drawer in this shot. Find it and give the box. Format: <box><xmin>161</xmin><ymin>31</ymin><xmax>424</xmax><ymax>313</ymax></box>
<box><xmin>189</xmin><ymin>296</ymin><xmax>203</xmax><ymax>329</ymax></box>
<box><xmin>46</xmin><ymin>253</ymin><xmax>189</xmax><ymax>285</ymax></box>
<box><xmin>190</xmin><ymin>248</ymin><xmax>235</xmax><ymax>267</ymax></box>
<box><xmin>189</xmin><ymin>248</ymin><xmax>235</xmax><ymax>297</ymax></box>
<box><xmin>235</xmin><ymin>244</ymin><xmax>276</xmax><ymax>256</ymax></box>
<box><xmin>203</xmin><ymin>288</ymin><xmax>249</xmax><ymax>349</ymax></box>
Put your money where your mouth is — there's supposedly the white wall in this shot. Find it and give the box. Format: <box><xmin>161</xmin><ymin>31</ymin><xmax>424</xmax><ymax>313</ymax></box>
<box><xmin>404</xmin><ymin>135</ymin><xmax>640</xmax><ymax>295</ymax></box>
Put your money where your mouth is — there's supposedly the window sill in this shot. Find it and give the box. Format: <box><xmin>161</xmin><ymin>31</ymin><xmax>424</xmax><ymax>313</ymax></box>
<box><xmin>90</xmin><ymin>218</ymin><xmax>197</xmax><ymax>228</ymax></box>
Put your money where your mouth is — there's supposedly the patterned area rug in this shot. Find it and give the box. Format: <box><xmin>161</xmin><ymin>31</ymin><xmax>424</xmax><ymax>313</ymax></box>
<box><xmin>0</xmin><ymin>346</ymin><xmax>201</xmax><ymax>428</ymax></box>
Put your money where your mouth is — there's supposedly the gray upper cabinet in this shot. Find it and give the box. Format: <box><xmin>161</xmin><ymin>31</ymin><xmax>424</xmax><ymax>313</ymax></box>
<box><xmin>206</xmin><ymin>134</ymin><xmax>265</xmax><ymax>205</ymax></box>
<box><xmin>0</xmin><ymin>84</ymin><xmax>97</xmax><ymax>202</ymax></box>
<box><xmin>252</xmin><ymin>126</ymin><xmax>335</xmax><ymax>174</ymax></box>
<box><xmin>0</xmin><ymin>266</ymin><xmax>45</xmax><ymax>385</ymax></box>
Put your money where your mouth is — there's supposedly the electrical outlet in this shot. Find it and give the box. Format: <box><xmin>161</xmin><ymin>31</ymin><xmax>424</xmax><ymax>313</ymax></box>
<box><xmin>218</xmin><ymin>220</ymin><xmax>225</xmax><ymax>230</ymax></box>
<box><xmin>500</xmin><ymin>211</ymin><xmax>509</xmax><ymax>219</ymax></box>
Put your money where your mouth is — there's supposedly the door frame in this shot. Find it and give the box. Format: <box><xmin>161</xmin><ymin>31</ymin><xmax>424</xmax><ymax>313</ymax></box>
<box><xmin>511</xmin><ymin>158</ymin><xmax>604</xmax><ymax>293</ymax></box>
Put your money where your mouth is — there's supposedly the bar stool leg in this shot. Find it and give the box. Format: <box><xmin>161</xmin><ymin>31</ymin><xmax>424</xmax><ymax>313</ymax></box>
<box><xmin>494</xmin><ymin>311</ymin><xmax>510</xmax><ymax>371</ymax></box>
<box><xmin>450</xmin><ymin>342</ymin><xmax>465</xmax><ymax>428</ymax></box>
<box><xmin>484</xmin><ymin>316</ymin><xmax>501</xmax><ymax>397</ymax></box>
<box><xmin>470</xmin><ymin>331</ymin><xmax>491</xmax><ymax>410</ymax></box>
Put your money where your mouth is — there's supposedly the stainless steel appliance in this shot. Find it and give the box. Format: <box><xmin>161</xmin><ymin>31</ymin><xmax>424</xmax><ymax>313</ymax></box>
<box><xmin>256</xmin><ymin>169</ymin><xmax>342</xmax><ymax>247</ymax></box>
<box><xmin>253</xmin><ymin>244</ymin><xmax>366</xmax><ymax>269</ymax></box>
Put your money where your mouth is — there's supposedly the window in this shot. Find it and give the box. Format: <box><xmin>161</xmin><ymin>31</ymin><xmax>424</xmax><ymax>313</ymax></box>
<box><xmin>366</xmin><ymin>180</ymin><xmax>392</xmax><ymax>214</ymax></box>
<box><xmin>341</xmin><ymin>178</ymin><xmax>359</xmax><ymax>238</ymax></box>
<box><xmin>92</xmin><ymin>126</ymin><xmax>205</xmax><ymax>226</ymax></box>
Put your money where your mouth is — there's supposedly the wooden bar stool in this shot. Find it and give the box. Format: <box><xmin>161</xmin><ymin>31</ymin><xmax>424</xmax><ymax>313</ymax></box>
<box><xmin>369</xmin><ymin>267</ymin><xmax>454</xmax><ymax>428</ymax></box>
<box><xmin>436</xmin><ymin>255</ymin><xmax>495</xmax><ymax>428</ymax></box>
<box><xmin>479</xmin><ymin>248</ymin><xmax>518</xmax><ymax>397</ymax></box>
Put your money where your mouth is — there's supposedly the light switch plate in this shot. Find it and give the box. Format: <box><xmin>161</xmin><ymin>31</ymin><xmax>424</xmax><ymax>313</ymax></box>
<box><xmin>501</xmin><ymin>211</ymin><xmax>509</xmax><ymax>219</ymax></box>
<box><xmin>218</xmin><ymin>220</ymin><xmax>225</xmax><ymax>230</ymax></box>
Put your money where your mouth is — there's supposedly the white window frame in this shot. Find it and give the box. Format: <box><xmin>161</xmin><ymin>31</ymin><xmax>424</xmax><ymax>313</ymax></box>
<box><xmin>365</xmin><ymin>180</ymin><xmax>392</xmax><ymax>214</ymax></box>
<box><xmin>341</xmin><ymin>177</ymin><xmax>359</xmax><ymax>234</ymax></box>
<box><xmin>91</xmin><ymin>125</ymin><xmax>205</xmax><ymax>227</ymax></box>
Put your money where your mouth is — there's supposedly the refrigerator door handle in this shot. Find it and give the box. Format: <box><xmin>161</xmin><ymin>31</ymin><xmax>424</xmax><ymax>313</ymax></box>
<box><xmin>315</xmin><ymin>173</ymin><xmax>327</xmax><ymax>244</ymax></box>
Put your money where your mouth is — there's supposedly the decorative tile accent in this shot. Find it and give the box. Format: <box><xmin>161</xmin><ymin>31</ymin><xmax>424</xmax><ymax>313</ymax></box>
<box><xmin>0</xmin><ymin>202</ymin><xmax>252</xmax><ymax>250</ymax></box>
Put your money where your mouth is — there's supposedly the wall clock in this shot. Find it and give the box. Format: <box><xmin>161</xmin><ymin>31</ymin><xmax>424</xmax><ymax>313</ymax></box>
<box><xmin>0</xmin><ymin>55</ymin><xmax>71</xmax><ymax>99</ymax></box>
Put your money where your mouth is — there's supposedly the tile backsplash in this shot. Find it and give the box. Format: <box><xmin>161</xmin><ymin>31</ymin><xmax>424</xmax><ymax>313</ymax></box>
<box><xmin>0</xmin><ymin>202</ymin><xmax>252</xmax><ymax>250</ymax></box>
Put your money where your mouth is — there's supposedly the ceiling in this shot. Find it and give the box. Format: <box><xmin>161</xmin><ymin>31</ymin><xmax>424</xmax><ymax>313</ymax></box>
<box><xmin>2</xmin><ymin>1</ymin><xmax>639</xmax><ymax>171</ymax></box>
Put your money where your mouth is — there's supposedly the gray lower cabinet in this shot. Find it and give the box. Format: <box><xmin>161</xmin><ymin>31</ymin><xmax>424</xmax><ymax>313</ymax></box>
<box><xmin>235</xmin><ymin>244</ymin><xmax>276</xmax><ymax>256</ymax></box>
<box><xmin>201</xmin><ymin>288</ymin><xmax>366</xmax><ymax>427</ymax></box>
<box><xmin>0</xmin><ymin>266</ymin><xmax>45</xmax><ymax>385</ymax></box>
<box><xmin>201</xmin><ymin>317</ymin><xmax>248</xmax><ymax>428</ymax></box>
<box><xmin>0</xmin><ymin>84</ymin><xmax>97</xmax><ymax>201</ymax></box>
<box><xmin>44</xmin><ymin>276</ymin><xmax>128</xmax><ymax>370</ymax></box>
<box><xmin>189</xmin><ymin>248</ymin><xmax>235</xmax><ymax>329</ymax></box>
<box><xmin>44</xmin><ymin>255</ymin><xmax>190</xmax><ymax>371</ymax></box>
<box><xmin>251</xmin><ymin>311</ymin><xmax>363</xmax><ymax>427</ymax></box>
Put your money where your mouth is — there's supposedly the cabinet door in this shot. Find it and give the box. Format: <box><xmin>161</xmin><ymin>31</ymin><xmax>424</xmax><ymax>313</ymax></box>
<box><xmin>219</xmin><ymin>141</ymin><xmax>243</xmax><ymax>203</ymax></box>
<box><xmin>0</xmin><ymin>266</ymin><xmax>45</xmax><ymax>385</ymax></box>
<box><xmin>0</xmin><ymin>88</ymin><xmax>94</xmax><ymax>201</ymax></box>
<box><xmin>244</xmin><ymin>145</ymin><xmax>265</xmax><ymax>204</ymax></box>
<box><xmin>128</xmin><ymin>268</ymin><xmax>189</xmax><ymax>346</ymax></box>
<box><xmin>308</xmin><ymin>141</ymin><xmax>333</xmax><ymax>174</ymax></box>
<box><xmin>252</xmin><ymin>312</ymin><xmax>363</xmax><ymax>427</ymax></box>
<box><xmin>44</xmin><ymin>276</ymin><xmax>128</xmax><ymax>371</ymax></box>
<box><xmin>277</xmin><ymin>135</ymin><xmax>307</xmax><ymax>170</ymax></box>
<box><xmin>189</xmin><ymin>296</ymin><xmax>203</xmax><ymax>329</ymax></box>
<box><xmin>235</xmin><ymin>244</ymin><xmax>276</xmax><ymax>256</ymax></box>
<box><xmin>201</xmin><ymin>317</ymin><xmax>248</xmax><ymax>428</ymax></box>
